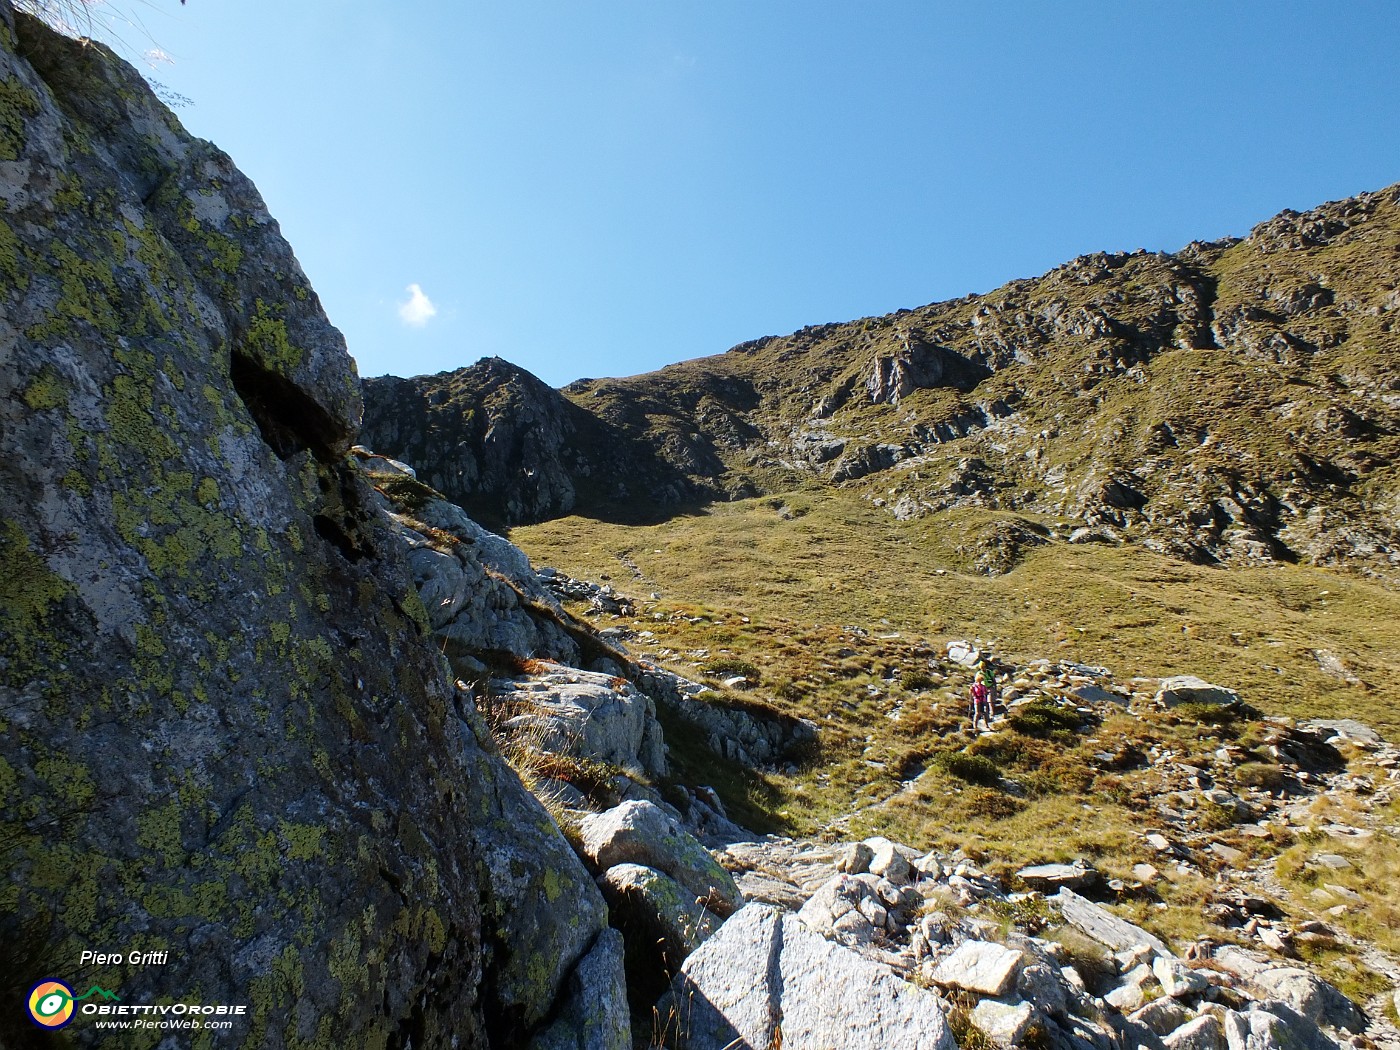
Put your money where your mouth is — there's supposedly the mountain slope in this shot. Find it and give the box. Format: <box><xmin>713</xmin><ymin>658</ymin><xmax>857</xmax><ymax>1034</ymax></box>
<box><xmin>361</xmin><ymin>357</ymin><xmax>714</xmax><ymax>529</ymax></box>
<box><xmin>363</xmin><ymin>184</ymin><xmax>1400</xmax><ymax>577</ymax></box>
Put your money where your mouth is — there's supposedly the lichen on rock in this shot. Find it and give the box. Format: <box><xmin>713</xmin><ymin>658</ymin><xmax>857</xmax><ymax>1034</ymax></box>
<box><xmin>0</xmin><ymin>6</ymin><xmax>621</xmax><ymax>1046</ymax></box>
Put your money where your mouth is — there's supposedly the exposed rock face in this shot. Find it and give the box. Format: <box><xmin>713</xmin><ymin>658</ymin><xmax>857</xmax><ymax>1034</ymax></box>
<box><xmin>528</xmin><ymin>929</ymin><xmax>631</xmax><ymax>1050</ymax></box>
<box><xmin>577</xmin><ymin>800</ymin><xmax>741</xmax><ymax>917</ymax></box>
<box><xmin>491</xmin><ymin>663</ymin><xmax>667</xmax><ymax>777</ymax></box>
<box><xmin>0</xmin><ymin>9</ymin><xmax>619</xmax><ymax>1046</ymax></box>
<box><xmin>363</xmin><ymin>188</ymin><xmax>1400</xmax><ymax>576</ymax></box>
<box><xmin>368</xmin><ymin>452</ymin><xmax>587</xmax><ymax>669</ymax></box>
<box><xmin>660</xmin><ymin>904</ymin><xmax>957</xmax><ymax>1050</ymax></box>
<box><xmin>360</xmin><ymin>358</ymin><xmax>708</xmax><ymax>529</ymax></box>
<box><xmin>640</xmin><ymin>664</ymin><xmax>817</xmax><ymax>768</ymax></box>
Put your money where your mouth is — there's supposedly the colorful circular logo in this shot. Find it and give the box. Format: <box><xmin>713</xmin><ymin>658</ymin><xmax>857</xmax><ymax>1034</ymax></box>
<box><xmin>28</xmin><ymin>979</ymin><xmax>75</xmax><ymax>1029</ymax></box>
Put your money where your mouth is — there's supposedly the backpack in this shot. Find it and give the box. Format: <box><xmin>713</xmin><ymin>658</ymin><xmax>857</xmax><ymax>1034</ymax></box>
<box><xmin>971</xmin><ymin>682</ymin><xmax>988</xmax><ymax>703</ymax></box>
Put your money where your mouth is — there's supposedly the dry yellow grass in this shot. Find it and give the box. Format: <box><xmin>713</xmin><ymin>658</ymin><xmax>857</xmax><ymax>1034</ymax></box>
<box><xmin>513</xmin><ymin>489</ymin><xmax>1400</xmax><ymax>729</ymax></box>
<box><xmin>512</xmin><ymin>487</ymin><xmax>1400</xmax><ymax>962</ymax></box>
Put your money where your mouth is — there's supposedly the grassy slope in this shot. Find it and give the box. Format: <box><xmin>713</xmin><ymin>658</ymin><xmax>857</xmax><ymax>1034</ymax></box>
<box><xmin>513</xmin><ymin>488</ymin><xmax>1400</xmax><ymax>732</ymax></box>
<box><xmin>514</xmin><ymin>492</ymin><xmax>1400</xmax><ymax>998</ymax></box>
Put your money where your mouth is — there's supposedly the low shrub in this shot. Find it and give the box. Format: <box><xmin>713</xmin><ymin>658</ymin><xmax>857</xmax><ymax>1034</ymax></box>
<box><xmin>1024</xmin><ymin>766</ymin><xmax>1090</xmax><ymax>797</ymax></box>
<box><xmin>987</xmin><ymin>894</ymin><xmax>1055</xmax><ymax>934</ymax></box>
<box><xmin>945</xmin><ymin>1004</ymin><xmax>997</xmax><ymax>1050</ymax></box>
<box><xmin>900</xmin><ymin>670</ymin><xmax>935</xmax><ymax>691</ymax></box>
<box><xmin>936</xmin><ymin>751</ymin><xmax>1001</xmax><ymax>786</ymax></box>
<box><xmin>966</xmin><ymin>735</ymin><xmax>1025</xmax><ymax>765</ymax></box>
<box><xmin>368</xmin><ymin>470</ymin><xmax>440</xmax><ymax>514</ymax></box>
<box><xmin>528</xmin><ymin>752</ymin><xmax>624</xmax><ymax>807</ymax></box>
<box><xmin>774</xmin><ymin>679</ymin><xmax>807</xmax><ymax>702</ymax></box>
<box><xmin>1172</xmin><ymin>701</ymin><xmax>1240</xmax><ymax>728</ymax></box>
<box><xmin>959</xmin><ymin>787</ymin><xmax>1024</xmax><ymax>820</ymax></box>
<box><xmin>1198</xmin><ymin>800</ymin><xmax>1239</xmax><ymax>831</ymax></box>
<box><xmin>1007</xmin><ymin>702</ymin><xmax>1084</xmax><ymax>739</ymax></box>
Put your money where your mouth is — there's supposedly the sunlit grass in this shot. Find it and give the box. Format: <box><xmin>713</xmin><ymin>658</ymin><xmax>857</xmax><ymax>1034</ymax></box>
<box><xmin>513</xmin><ymin>489</ymin><xmax>1400</xmax><ymax>731</ymax></box>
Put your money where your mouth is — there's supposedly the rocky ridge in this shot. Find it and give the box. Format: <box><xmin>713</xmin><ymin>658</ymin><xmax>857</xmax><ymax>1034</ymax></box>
<box><xmin>360</xmin><ymin>358</ymin><xmax>712</xmax><ymax>530</ymax></box>
<box><xmin>362</xmin><ymin>185</ymin><xmax>1400</xmax><ymax>578</ymax></box>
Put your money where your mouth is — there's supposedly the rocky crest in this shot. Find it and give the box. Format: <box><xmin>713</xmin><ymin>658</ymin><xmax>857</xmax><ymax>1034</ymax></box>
<box><xmin>361</xmin><ymin>357</ymin><xmax>710</xmax><ymax>529</ymax></box>
<box><xmin>362</xmin><ymin>186</ymin><xmax>1399</xmax><ymax>577</ymax></box>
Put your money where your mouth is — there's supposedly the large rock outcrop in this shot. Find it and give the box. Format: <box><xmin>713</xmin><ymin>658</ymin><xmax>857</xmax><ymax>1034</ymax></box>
<box><xmin>0</xmin><ymin>8</ymin><xmax>621</xmax><ymax>1047</ymax></box>
<box><xmin>360</xmin><ymin>358</ymin><xmax>708</xmax><ymax>528</ymax></box>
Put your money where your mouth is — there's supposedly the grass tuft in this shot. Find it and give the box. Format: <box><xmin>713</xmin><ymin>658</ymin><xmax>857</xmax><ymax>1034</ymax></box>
<box><xmin>935</xmin><ymin>752</ymin><xmax>1001</xmax><ymax>786</ymax></box>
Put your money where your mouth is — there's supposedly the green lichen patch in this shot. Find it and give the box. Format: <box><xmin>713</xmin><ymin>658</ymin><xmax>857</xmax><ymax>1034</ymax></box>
<box><xmin>0</xmin><ymin>73</ymin><xmax>40</xmax><ymax>161</ymax></box>
<box><xmin>244</xmin><ymin>299</ymin><xmax>303</xmax><ymax>375</ymax></box>
<box><xmin>277</xmin><ymin>821</ymin><xmax>325</xmax><ymax>862</ymax></box>
<box><xmin>25</xmin><ymin>238</ymin><xmax>123</xmax><ymax>343</ymax></box>
<box><xmin>0</xmin><ymin>519</ymin><xmax>73</xmax><ymax>630</ymax></box>
<box><xmin>180</xmin><ymin>201</ymin><xmax>244</xmax><ymax>279</ymax></box>
<box><xmin>20</xmin><ymin>363</ymin><xmax>65</xmax><ymax>410</ymax></box>
<box><xmin>0</xmin><ymin>210</ymin><xmax>26</xmax><ymax>290</ymax></box>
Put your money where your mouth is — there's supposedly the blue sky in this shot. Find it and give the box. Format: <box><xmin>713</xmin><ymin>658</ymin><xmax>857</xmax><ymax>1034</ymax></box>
<box><xmin>97</xmin><ymin>2</ymin><xmax>1400</xmax><ymax>386</ymax></box>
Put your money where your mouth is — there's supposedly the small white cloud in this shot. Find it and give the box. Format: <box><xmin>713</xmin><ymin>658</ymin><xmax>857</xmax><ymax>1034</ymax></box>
<box><xmin>397</xmin><ymin>284</ymin><xmax>437</xmax><ymax>328</ymax></box>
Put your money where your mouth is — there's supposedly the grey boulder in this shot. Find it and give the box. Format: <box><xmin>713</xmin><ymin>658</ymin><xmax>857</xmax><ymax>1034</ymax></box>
<box><xmin>1163</xmin><ymin>1015</ymin><xmax>1226</xmax><ymax>1050</ymax></box>
<box><xmin>1249</xmin><ymin>968</ymin><xmax>1364</xmax><ymax>1033</ymax></box>
<box><xmin>1156</xmin><ymin>676</ymin><xmax>1240</xmax><ymax>707</ymax></box>
<box><xmin>660</xmin><ymin>904</ymin><xmax>955</xmax><ymax>1050</ymax></box>
<box><xmin>599</xmin><ymin>863</ymin><xmax>719</xmax><ymax>972</ymax></box>
<box><xmin>494</xmin><ymin>663</ymin><xmax>667</xmax><ymax>777</ymax></box>
<box><xmin>1057</xmin><ymin>888</ymin><xmax>1171</xmax><ymax>956</ymax></box>
<box><xmin>971</xmin><ymin>998</ymin><xmax>1038</xmax><ymax>1047</ymax></box>
<box><xmin>930</xmin><ymin>940</ymin><xmax>1025</xmax><ymax>997</ymax></box>
<box><xmin>1154</xmin><ymin>956</ymin><xmax>1211</xmax><ymax>998</ymax></box>
<box><xmin>1018</xmin><ymin>862</ymin><xmax>1099</xmax><ymax>892</ymax></box>
<box><xmin>1221</xmin><ymin>1004</ymin><xmax>1337</xmax><ymax>1050</ymax></box>
<box><xmin>578</xmin><ymin>800</ymin><xmax>741</xmax><ymax>915</ymax></box>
